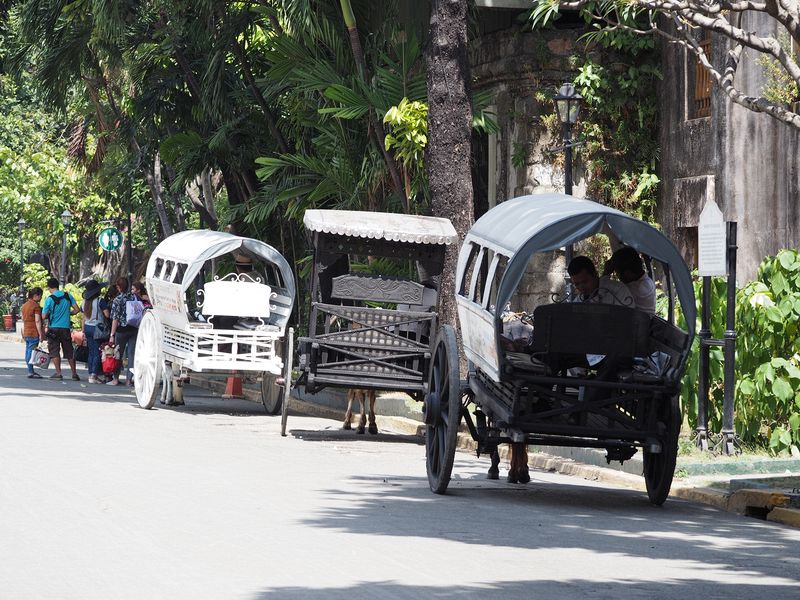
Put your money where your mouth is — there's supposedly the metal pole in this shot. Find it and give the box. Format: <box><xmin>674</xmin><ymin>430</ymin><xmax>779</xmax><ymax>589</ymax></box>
<box><xmin>721</xmin><ymin>221</ymin><xmax>738</xmax><ymax>455</ymax></box>
<box><xmin>696</xmin><ymin>275</ymin><xmax>711</xmax><ymax>450</ymax></box>
<box><xmin>563</xmin><ymin>122</ymin><xmax>574</xmax><ymax>267</ymax></box>
<box><xmin>126</xmin><ymin>204</ymin><xmax>134</xmax><ymax>281</ymax></box>
<box><xmin>18</xmin><ymin>229</ymin><xmax>24</xmax><ymax>300</ymax></box>
<box><xmin>60</xmin><ymin>226</ymin><xmax>68</xmax><ymax>287</ymax></box>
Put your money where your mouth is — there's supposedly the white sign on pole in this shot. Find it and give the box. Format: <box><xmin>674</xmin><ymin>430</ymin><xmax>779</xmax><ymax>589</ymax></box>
<box><xmin>697</xmin><ymin>200</ymin><xmax>727</xmax><ymax>276</ymax></box>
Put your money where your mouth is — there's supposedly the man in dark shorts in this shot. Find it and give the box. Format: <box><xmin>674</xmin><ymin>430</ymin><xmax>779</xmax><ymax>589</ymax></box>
<box><xmin>42</xmin><ymin>278</ymin><xmax>81</xmax><ymax>381</ymax></box>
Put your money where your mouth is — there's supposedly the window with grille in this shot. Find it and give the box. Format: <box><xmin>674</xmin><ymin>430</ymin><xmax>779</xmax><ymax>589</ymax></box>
<box><xmin>694</xmin><ymin>32</ymin><xmax>712</xmax><ymax>118</ymax></box>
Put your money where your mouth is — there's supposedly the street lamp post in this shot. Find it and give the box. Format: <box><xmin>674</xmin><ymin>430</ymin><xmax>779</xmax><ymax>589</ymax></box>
<box><xmin>17</xmin><ymin>218</ymin><xmax>26</xmax><ymax>303</ymax></box>
<box><xmin>554</xmin><ymin>82</ymin><xmax>583</xmax><ymax>266</ymax></box>
<box><xmin>60</xmin><ymin>209</ymin><xmax>72</xmax><ymax>287</ymax></box>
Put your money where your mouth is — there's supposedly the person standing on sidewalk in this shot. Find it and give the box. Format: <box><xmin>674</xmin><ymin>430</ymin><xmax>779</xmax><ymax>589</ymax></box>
<box><xmin>81</xmin><ymin>280</ymin><xmax>107</xmax><ymax>384</ymax></box>
<box><xmin>42</xmin><ymin>277</ymin><xmax>81</xmax><ymax>381</ymax></box>
<box><xmin>107</xmin><ymin>277</ymin><xmax>138</xmax><ymax>387</ymax></box>
<box><xmin>21</xmin><ymin>287</ymin><xmax>44</xmax><ymax>379</ymax></box>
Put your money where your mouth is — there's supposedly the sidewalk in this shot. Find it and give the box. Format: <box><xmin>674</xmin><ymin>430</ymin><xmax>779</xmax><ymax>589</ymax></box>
<box><xmin>190</xmin><ymin>370</ymin><xmax>800</xmax><ymax>528</ymax></box>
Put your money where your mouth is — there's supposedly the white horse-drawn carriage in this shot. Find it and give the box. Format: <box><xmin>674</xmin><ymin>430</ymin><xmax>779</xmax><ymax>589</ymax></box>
<box><xmin>133</xmin><ymin>230</ymin><xmax>296</xmax><ymax>417</ymax></box>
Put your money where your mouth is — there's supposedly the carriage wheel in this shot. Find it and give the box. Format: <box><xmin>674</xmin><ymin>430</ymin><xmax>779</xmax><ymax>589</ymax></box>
<box><xmin>261</xmin><ymin>374</ymin><xmax>281</xmax><ymax>415</ymax></box>
<box><xmin>133</xmin><ymin>310</ymin><xmax>163</xmax><ymax>410</ymax></box>
<box><xmin>424</xmin><ymin>325</ymin><xmax>461</xmax><ymax>494</ymax></box>
<box><xmin>280</xmin><ymin>328</ymin><xmax>294</xmax><ymax>437</ymax></box>
<box><xmin>643</xmin><ymin>394</ymin><xmax>680</xmax><ymax>506</ymax></box>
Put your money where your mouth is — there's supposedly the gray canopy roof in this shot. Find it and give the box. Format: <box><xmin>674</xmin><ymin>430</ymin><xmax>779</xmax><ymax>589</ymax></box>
<box><xmin>462</xmin><ymin>194</ymin><xmax>696</xmax><ymax>333</ymax></box>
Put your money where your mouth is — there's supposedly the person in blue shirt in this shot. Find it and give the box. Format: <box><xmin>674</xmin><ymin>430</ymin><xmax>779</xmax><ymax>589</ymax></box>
<box><xmin>42</xmin><ymin>277</ymin><xmax>81</xmax><ymax>380</ymax></box>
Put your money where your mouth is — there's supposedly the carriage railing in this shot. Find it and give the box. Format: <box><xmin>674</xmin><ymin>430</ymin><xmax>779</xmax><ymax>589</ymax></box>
<box><xmin>300</xmin><ymin>303</ymin><xmax>436</xmax><ymax>392</ymax></box>
<box><xmin>162</xmin><ymin>323</ymin><xmax>283</xmax><ymax>373</ymax></box>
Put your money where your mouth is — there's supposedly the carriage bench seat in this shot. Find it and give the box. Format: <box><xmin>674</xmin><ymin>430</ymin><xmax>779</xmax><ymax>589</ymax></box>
<box><xmin>530</xmin><ymin>302</ymin><xmax>652</xmax><ymax>360</ymax></box>
<box><xmin>201</xmin><ymin>275</ymin><xmax>274</xmax><ymax>328</ymax></box>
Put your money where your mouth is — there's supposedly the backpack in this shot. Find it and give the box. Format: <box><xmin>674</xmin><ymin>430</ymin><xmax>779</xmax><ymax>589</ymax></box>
<box><xmin>124</xmin><ymin>298</ymin><xmax>145</xmax><ymax>328</ymax></box>
<box><xmin>47</xmin><ymin>292</ymin><xmax>72</xmax><ymax>327</ymax></box>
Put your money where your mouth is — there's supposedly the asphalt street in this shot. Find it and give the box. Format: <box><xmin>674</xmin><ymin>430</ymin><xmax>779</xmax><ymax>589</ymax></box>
<box><xmin>1</xmin><ymin>340</ymin><xmax>799</xmax><ymax>599</ymax></box>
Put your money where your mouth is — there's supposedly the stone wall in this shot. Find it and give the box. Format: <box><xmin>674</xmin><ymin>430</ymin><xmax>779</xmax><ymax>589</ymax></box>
<box><xmin>470</xmin><ymin>25</ymin><xmax>586</xmax><ymax>311</ymax></box>
<box><xmin>659</xmin><ymin>14</ymin><xmax>800</xmax><ymax>282</ymax></box>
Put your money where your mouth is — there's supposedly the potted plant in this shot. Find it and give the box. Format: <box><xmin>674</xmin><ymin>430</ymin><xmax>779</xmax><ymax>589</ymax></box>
<box><xmin>0</xmin><ymin>299</ymin><xmax>12</xmax><ymax>331</ymax></box>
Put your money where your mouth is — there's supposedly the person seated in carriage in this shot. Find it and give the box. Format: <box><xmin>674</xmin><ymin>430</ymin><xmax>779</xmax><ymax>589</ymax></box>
<box><xmin>568</xmin><ymin>255</ymin><xmax>633</xmax><ymax>307</ymax></box>
<box><xmin>603</xmin><ymin>246</ymin><xmax>656</xmax><ymax>315</ymax></box>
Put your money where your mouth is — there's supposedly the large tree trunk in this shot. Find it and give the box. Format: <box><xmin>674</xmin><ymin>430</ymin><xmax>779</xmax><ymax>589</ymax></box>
<box><xmin>145</xmin><ymin>152</ymin><xmax>175</xmax><ymax>239</ymax></box>
<box><xmin>425</xmin><ymin>0</ymin><xmax>474</xmax><ymax>330</ymax></box>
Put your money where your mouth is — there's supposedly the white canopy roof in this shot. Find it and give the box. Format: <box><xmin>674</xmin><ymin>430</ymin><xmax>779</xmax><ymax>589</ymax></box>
<box><xmin>146</xmin><ymin>229</ymin><xmax>296</xmax><ymax>301</ymax></box>
<box><xmin>303</xmin><ymin>209</ymin><xmax>458</xmax><ymax>245</ymax></box>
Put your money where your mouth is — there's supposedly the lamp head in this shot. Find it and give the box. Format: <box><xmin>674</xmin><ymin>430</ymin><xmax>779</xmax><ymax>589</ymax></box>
<box><xmin>17</xmin><ymin>218</ymin><xmax>26</xmax><ymax>232</ymax></box>
<box><xmin>60</xmin><ymin>209</ymin><xmax>72</xmax><ymax>228</ymax></box>
<box><xmin>554</xmin><ymin>82</ymin><xmax>583</xmax><ymax>125</ymax></box>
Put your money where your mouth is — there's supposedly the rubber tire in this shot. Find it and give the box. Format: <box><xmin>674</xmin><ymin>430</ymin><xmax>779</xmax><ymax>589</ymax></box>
<box><xmin>643</xmin><ymin>394</ymin><xmax>680</xmax><ymax>506</ymax></box>
<box><xmin>133</xmin><ymin>310</ymin><xmax>163</xmax><ymax>410</ymax></box>
<box><xmin>425</xmin><ymin>325</ymin><xmax>461</xmax><ymax>494</ymax></box>
<box><xmin>261</xmin><ymin>374</ymin><xmax>282</xmax><ymax>415</ymax></box>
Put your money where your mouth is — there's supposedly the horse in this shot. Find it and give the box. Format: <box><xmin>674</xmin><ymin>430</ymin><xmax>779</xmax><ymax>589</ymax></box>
<box><xmin>343</xmin><ymin>388</ymin><xmax>377</xmax><ymax>435</ymax></box>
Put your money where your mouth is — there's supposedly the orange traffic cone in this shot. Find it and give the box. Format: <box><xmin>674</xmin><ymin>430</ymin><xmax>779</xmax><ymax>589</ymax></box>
<box><xmin>222</xmin><ymin>373</ymin><xmax>244</xmax><ymax>399</ymax></box>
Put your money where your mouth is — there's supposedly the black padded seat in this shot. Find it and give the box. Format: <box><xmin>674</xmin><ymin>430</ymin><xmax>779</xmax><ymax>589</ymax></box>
<box><xmin>505</xmin><ymin>352</ymin><xmax>550</xmax><ymax>374</ymax></box>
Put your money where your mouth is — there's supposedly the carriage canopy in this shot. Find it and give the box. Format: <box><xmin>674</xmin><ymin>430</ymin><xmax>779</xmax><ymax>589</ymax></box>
<box><xmin>145</xmin><ymin>229</ymin><xmax>296</xmax><ymax>301</ymax></box>
<box><xmin>304</xmin><ymin>210</ymin><xmax>458</xmax><ymax>245</ymax></box>
<box><xmin>460</xmin><ymin>194</ymin><xmax>696</xmax><ymax>335</ymax></box>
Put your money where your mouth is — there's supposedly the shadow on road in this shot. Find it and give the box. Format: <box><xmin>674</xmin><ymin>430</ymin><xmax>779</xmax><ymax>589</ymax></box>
<box><xmin>251</xmin><ymin>579</ymin><xmax>799</xmax><ymax>600</ymax></box>
<box><xmin>287</xmin><ymin>428</ymin><xmax>423</xmax><ymax>445</ymax></box>
<box><xmin>295</xmin><ymin>471</ymin><xmax>800</xmax><ymax>592</ymax></box>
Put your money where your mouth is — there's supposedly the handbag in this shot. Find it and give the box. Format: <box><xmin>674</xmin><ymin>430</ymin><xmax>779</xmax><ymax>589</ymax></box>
<box><xmin>93</xmin><ymin>318</ymin><xmax>110</xmax><ymax>341</ymax></box>
<box><xmin>29</xmin><ymin>346</ymin><xmax>50</xmax><ymax>369</ymax></box>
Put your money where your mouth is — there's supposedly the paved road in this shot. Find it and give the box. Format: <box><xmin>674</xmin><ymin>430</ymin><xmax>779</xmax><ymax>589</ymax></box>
<box><xmin>1</xmin><ymin>341</ymin><xmax>799</xmax><ymax>599</ymax></box>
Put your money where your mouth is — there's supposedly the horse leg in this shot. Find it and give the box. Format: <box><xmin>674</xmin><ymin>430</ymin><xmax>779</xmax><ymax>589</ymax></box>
<box><xmin>356</xmin><ymin>390</ymin><xmax>366</xmax><ymax>434</ymax></box>
<box><xmin>487</xmin><ymin>446</ymin><xmax>500</xmax><ymax>480</ymax></box>
<box><xmin>343</xmin><ymin>389</ymin><xmax>354</xmax><ymax>430</ymax></box>
<box><xmin>367</xmin><ymin>391</ymin><xmax>378</xmax><ymax>435</ymax></box>
<box><xmin>508</xmin><ymin>442</ymin><xmax>530</xmax><ymax>484</ymax></box>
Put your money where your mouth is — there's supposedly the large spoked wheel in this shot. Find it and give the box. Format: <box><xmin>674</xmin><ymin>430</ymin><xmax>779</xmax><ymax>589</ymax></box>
<box><xmin>133</xmin><ymin>310</ymin><xmax>163</xmax><ymax>410</ymax></box>
<box><xmin>280</xmin><ymin>328</ymin><xmax>294</xmax><ymax>437</ymax></box>
<box><xmin>424</xmin><ymin>325</ymin><xmax>461</xmax><ymax>494</ymax></box>
<box><xmin>643</xmin><ymin>394</ymin><xmax>680</xmax><ymax>506</ymax></box>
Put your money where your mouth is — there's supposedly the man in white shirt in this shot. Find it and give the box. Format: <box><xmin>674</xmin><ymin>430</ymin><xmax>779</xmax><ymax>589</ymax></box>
<box><xmin>568</xmin><ymin>255</ymin><xmax>634</xmax><ymax>308</ymax></box>
<box><xmin>604</xmin><ymin>247</ymin><xmax>656</xmax><ymax>314</ymax></box>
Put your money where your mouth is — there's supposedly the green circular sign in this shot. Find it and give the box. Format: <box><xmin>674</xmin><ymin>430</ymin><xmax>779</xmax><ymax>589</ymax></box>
<box><xmin>98</xmin><ymin>227</ymin><xmax>124</xmax><ymax>252</ymax></box>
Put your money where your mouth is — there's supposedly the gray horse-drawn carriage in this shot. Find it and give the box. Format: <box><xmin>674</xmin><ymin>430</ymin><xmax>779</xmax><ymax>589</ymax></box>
<box><xmin>285</xmin><ymin>209</ymin><xmax>457</xmax><ymax>435</ymax></box>
<box><xmin>425</xmin><ymin>194</ymin><xmax>695</xmax><ymax>505</ymax></box>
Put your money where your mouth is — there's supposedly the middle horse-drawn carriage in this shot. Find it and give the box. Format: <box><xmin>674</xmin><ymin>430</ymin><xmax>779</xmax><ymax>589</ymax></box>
<box><xmin>286</xmin><ymin>209</ymin><xmax>458</xmax><ymax>435</ymax></box>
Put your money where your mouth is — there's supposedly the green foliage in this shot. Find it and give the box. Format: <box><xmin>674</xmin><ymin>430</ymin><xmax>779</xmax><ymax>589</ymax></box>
<box><xmin>22</xmin><ymin>263</ymin><xmax>48</xmax><ymax>291</ymax></box>
<box><xmin>529</xmin><ymin>3</ymin><xmax>661</xmax><ymax>223</ymax></box>
<box><xmin>679</xmin><ymin>250</ymin><xmax>800</xmax><ymax>455</ymax></box>
<box><xmin>384</xmin><ymin>98</ymin><xmax>428</xmax><ymax>169</ymax></box>
<box><xmin>757</xmin><ymin>34</ymin><xmax>800</xmax><ymax>105</ymax></box>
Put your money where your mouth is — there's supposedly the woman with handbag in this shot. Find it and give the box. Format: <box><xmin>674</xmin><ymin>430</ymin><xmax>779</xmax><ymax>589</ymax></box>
<box><xmin>81</xmin><ymin>279</ymin><xmax>108</xmax><ymax>384</ymax></box>
<box><xmin>21</xmin><ymin>287</ymin><xmax>44</xmax><ymax>379</ymax></box>
<box><xmin>106</xmin><ymin>277</ymin><xmax>138</xmax><ymax>387</ymax></box>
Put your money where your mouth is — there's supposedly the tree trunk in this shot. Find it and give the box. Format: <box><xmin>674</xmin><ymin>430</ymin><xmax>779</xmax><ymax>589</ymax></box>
<box><xmin>145</xmin><ymin>152</ymin><xmax>175</xmax><ymax>239</ymax></box>
<box><xmin>164</xmin><ymin>164</ymin><xmax>187</xmax><ymax>232</ymax></box>
<box><xmin>425</xmin><ymin>0</ymin><xmax>474</xmax><ymax>330</ymax></box>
